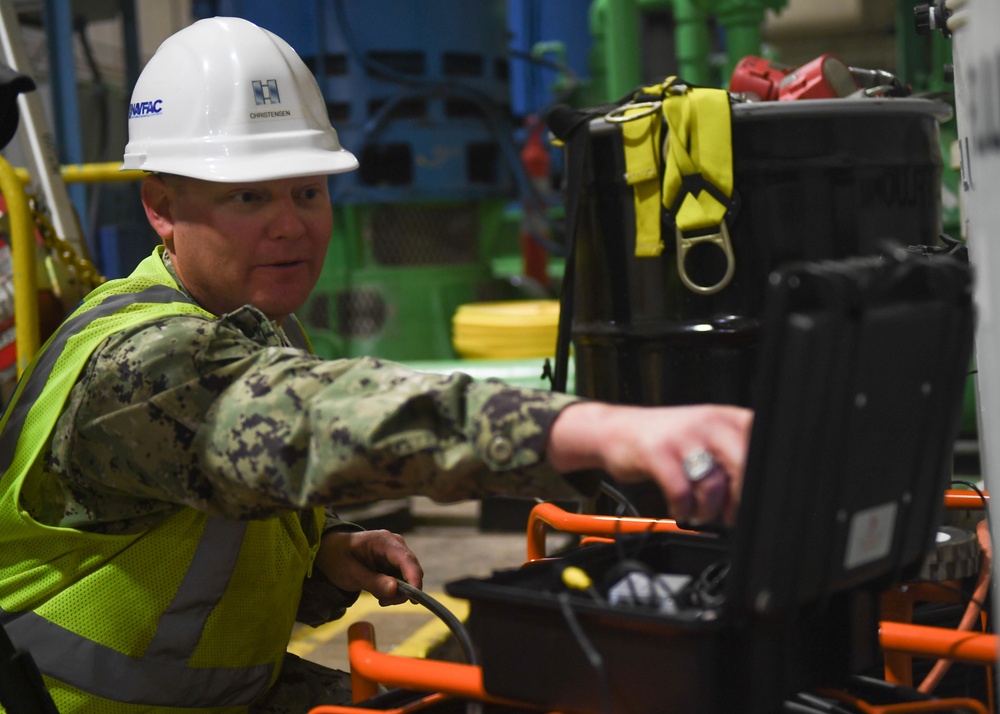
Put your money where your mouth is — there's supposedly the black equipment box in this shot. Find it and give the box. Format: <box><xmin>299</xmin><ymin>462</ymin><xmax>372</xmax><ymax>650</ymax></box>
<box><xmin>567</xmin><ymin>98</ymin><xmax>953</xmax><ymax>409</ymax></box>
<box><xmin>448</xmin><ymin>251</ymin><xmax>975</xmax><ymax>714</ymax></box>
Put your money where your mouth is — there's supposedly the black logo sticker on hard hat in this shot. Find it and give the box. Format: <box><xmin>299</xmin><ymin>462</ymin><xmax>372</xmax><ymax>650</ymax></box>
<box><xmin>252</xmin><ymin>80</ymin><xmax>281</xmax><ymax>105</ymax></box>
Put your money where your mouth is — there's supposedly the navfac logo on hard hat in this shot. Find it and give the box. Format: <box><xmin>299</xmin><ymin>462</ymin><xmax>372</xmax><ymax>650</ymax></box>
<box><xmin>129</xmin><ymin>99</ymin><xmax>163</xmax><ymax>119</ymax></box>
<box><xmin>252</xmin><ymin>80</ymin><xmax>280</xmax><ymax>105</ymax></box>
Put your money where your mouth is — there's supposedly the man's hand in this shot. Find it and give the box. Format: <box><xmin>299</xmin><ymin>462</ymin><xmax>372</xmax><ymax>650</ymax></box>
<box><xmin>547</xmin><ymin>402</ymin><xmax>753</xmax><ymax>526</ymax></box>
<box><xmin>314</xmin><ymin>529</ymin><xmax>424</xmax><ymax>606</ymax></box>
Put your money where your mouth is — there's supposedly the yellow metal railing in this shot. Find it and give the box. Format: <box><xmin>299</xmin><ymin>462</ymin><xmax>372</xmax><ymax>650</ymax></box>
<box><xmin>0</xmin><ymin>155</ymin><xmax>38</xmax><ymax>376</ymax></box>
<box><xmin>2</xmin><ymin>160</ymin><xmax>144</xmax><ymax>374</ymax></box>
<box><xmin>17</xmin><ymin>161</ymin><xmax>145</xmax><ymax>185</ymax></box>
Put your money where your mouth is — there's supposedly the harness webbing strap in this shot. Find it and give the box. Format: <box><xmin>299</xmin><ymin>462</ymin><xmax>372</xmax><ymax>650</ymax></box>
<box><xmin>662</xmin><ymin>85</ymin><xmax>733</xmax><ymax>233</ymax></box>
<box><xmin>622</xmin><ymin>103</ymin><xmax>664</xmax><ymax>257</ymax></box>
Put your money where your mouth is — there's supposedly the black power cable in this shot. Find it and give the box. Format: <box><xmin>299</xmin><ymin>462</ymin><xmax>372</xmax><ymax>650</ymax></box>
<box><xmin>951</xmin><ymin>479</ymin><xmax>992</xmax><ymax>539</ymax></box>
<box><xmin>392</xmin><ymin>579</ymin><xmax>483</xmax><ymax>714</ymax></box>
<box><xmin>556</xmin><ymin>591</ymin><xmax>612</xmax><ymax>714</ymax></box>
<box><xmin>598</xmin><ymin>481</ymin><xmax>640</xmax><ymax>518</ymax></box>
<box><xmin>393</xmin><ymin>579</ymin><xmax>477</xmax><ymax>667</ymax></box>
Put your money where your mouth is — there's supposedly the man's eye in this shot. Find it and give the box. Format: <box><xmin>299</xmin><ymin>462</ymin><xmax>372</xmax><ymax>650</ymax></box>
<box><xmin>234</xmin><ymin>191</ymin><xmax>260</xmax><ymax>204</ymax></box>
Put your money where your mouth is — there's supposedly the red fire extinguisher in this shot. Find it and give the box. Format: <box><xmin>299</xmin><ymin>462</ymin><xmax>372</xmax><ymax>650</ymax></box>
<box><xmin>520</xmin><ymin>116</ymin><xmax>551</xmax><ymax>290</ymax></box>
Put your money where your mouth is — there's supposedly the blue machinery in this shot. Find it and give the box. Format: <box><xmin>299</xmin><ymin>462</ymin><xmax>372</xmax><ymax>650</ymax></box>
<box><xmin>192</xmin><ymin>0</ymin><xmax>541</xmax><ymax>361</ymax></box>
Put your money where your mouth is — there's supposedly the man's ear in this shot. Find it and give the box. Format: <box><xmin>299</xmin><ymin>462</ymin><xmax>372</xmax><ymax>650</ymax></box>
<box><xmin>140</xmin><ymin>175</ymin><xmax>175</xmax><ymax>243</ymax></box>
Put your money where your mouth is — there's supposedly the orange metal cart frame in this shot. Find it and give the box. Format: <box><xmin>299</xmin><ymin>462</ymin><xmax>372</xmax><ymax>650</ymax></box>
<box><xmin>309</xmin><ymin>490</ymin><xmax>997</xmax><ymax>714</ymax></box>
<box><xmin>880</xmin><ymin>490</ymin><xmax>994</xmax><ymax>705</ymax></box>
<box><xmin>308</xmin><ymin>621</ymin><xmax>992</xmax><ymax>714</ymax></box>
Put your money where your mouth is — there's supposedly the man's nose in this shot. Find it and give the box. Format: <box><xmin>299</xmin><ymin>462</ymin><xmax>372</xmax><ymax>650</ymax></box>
<box><xmin>268</xmin><ymin>196</ymin><xmax>307</xmax><ymax>239</ymax></box>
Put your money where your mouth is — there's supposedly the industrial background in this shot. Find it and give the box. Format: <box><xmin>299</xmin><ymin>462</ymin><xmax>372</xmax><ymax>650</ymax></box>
<box><xmin>0</xmin><ymin>1</ymin><xmax>995</xmax><ymax>712</ymax></box>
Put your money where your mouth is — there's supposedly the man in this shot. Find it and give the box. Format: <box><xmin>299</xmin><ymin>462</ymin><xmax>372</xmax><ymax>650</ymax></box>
<box><xmin>0</xmin><ymin>17</ymin><xmax>751</xmax><ymax>713</ymax></box>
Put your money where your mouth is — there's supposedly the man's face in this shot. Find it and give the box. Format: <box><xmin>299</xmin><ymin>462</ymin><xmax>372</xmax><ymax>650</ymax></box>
<box><xmin>142</xmin><ymin>174</ymin><xmax>333</xmax><ymax>323</ymax></box>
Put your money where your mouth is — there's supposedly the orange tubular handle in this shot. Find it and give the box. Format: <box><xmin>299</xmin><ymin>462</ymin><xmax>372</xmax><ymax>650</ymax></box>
<box><xmin>343</xmin><ymin>622</ymin><xmax>531</xmax><ymax>709</ymax></box>
<box><xmin>816</xmin><ymin>687</ymin><xmax>989</xmax><ymax>714</ymax></box>
<box><xmin>310</xmin><ymin>691</ymin><xmax>451</xmax><ymax>714</ymax></box>
<box><xmin>943</xmin><ymin>489</ymin><xmax>989</xmax><ymax>510</ymax></box>
<box><xmin>348</xmin><ymin>622</ymin><xmax>482</xmax><ymax>697</ymax></box>
<box><xmin>879</xmin><ymin>621</ymin><xmax>999</xmax><ymax>666</ymax></box>
<box><xmin>525</xmin><ymin>491</ymin><xmax>987</xmax><ymax>561</ymax></box>
<box><xmin>526</xmin><ymin>501</ymin><xmax>687</xmax><ymax>561</ymax></box>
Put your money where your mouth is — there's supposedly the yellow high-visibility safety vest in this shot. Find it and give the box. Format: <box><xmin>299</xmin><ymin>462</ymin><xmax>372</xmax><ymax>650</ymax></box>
<box><xmin>0</xmin><ymin>247</ymin><xmax>324</xmax><ymax>713</ymax></box>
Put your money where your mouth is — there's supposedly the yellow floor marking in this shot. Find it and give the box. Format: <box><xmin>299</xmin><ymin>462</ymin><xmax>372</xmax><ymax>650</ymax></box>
<box><xmin>390</xmin><ymin>595</ymin><xmax>469</xmax><ymax>659</ymax></box>
<box><xmin>287</xmin><ymin>592</ymin><xmax>469</xmax><ymax>659</ymax></box>
<box><xmin>287</xmin><ymin>593</ymin><xmax>383</xmax><ymax>657</ymax></box>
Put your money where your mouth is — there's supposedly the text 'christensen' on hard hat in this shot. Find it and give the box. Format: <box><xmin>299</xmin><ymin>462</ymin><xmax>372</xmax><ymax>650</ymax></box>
<box><xmin>121</xmin><ymin>16</ymin><xmax>358</xmax><ymax>182</ymax></box>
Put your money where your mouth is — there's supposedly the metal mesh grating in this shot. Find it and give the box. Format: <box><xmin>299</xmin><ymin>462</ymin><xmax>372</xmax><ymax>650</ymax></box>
<box><xmin>335</xmin><ymin>288</ymin><xmax>387</xmax><ymax>338</ymax></box>
<box><xmin>369</xmin><ymin>204</ymin><xmax>480</xmax><ymax>266</ymax></box>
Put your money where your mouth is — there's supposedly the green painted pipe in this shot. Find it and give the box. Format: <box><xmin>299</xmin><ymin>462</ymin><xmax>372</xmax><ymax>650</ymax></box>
<box><xmin>589</xmin><ymin>0</ymin><xmax>781</xmax><ymax>95</ymax></box>
<box><xmin>672</xmin><ymin>0</ymin><xmax>713</xmax><ymax>86</ymax></box>
<box><xmin>710</xmin><ymin>1</ymin><xmax>769</xmax><ymax>80</ymax></box>
<box><xmin>590</xmin><ymin>0</ymin><xmax>713</xmax><ymax>96</ymax></box>
<box><xmin>604</xmin><ymin>0</ymin><xmax>643</xmax><ymax>99</ymax></box>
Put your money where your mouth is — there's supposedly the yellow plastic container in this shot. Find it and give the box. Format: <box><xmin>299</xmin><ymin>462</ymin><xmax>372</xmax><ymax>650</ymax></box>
<box><xmin>452</xmin><ymin>300</ymin><xmax>559</xmax><ymax>359</ymax></box>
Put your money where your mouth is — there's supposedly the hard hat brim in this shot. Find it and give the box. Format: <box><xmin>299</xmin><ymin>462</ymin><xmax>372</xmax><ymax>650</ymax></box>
<box><xmin>121</xmin><ymin>147</ymin><xmax>359</xmax><ymax>183</ymax></box>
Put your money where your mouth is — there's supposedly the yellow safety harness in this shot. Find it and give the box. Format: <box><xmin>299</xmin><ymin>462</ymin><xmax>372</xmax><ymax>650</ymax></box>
<box><xmin>608</xmin><ymin>77</ymin><xmax>735</xmax><ymax>295</ymax></box>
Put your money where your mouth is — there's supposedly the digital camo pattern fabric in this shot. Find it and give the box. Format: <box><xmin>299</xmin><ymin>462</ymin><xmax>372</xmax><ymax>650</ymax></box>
<box><xmin>39</xmin><ymin>266</ymin><xmax>581</xmax><ymax>536</ymax></box>
<box><xmin>248</xmin><ymin>654</ymin><xmax>354</xmax><ymax>713</ymax></box>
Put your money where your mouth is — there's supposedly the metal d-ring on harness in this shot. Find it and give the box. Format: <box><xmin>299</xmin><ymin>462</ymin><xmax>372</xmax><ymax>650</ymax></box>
<box><xmin>604</xmin><ymin>100</ymin><xmax>661</xmax><ymax>123</ymax></box>
<box><xmin>670</xmin><ymin>208</ymin><xmax>736</xmax><ymax>297</ymax></box>
<box><xmin>607</xmin><ymin>78</ymin><xmax>736</xmax><ymax>296</ymax></box>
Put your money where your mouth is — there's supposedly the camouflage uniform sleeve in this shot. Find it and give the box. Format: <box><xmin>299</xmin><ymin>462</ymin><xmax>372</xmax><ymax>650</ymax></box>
<box><xmin>48</xmin><ymin>305</ymin><xmax>587</xmax><ymax>527</ymax></box>
<box><xmin>296</xmin><ymin>510</ymin><xmax>363</xmax><ymax>626</ymax></box>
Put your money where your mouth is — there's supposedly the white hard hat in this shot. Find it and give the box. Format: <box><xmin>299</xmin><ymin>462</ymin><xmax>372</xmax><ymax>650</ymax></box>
<box><xmin>121</xmin><ymin>16</ymin><xmax>358</xmax><ymax>182</ymax></box>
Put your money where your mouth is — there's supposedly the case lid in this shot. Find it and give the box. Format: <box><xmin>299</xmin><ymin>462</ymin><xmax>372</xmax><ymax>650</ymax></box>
<box><xmin>726</xmin><ymin>248</ymin><xmax>974</xmax><ymax>615</ymax></box>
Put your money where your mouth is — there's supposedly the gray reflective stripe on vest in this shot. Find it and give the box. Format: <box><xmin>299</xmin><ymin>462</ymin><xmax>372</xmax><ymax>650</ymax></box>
<box><xmin>0</xmin><ymin>286</ymin><xmax>188</xmax><ymax>474</ymax></box>
<box><xmin>0</xmin><ymin>287</ymin><xmax>273</xmax><ymax>706</ymax></box>
<box><xmin>146</xmin><ymin>517</ymin><xmax>250</xmax><ymax>662</ymax></box>
<box><xmin>0</xmin><ymin>518</ymin><xmax>270</xmax><ymax>707</ymax></box>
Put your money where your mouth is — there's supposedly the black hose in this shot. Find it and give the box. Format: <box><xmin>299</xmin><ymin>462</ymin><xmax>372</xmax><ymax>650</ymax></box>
<box><xmin>599</xmin><ymin>481</ymin><xmax>641</xmax><ymax>518</ymax></box>
<box><xmin>394</xmin><ymin>579</ymin><xmax>477</xmax><ymax>667</ymax></box>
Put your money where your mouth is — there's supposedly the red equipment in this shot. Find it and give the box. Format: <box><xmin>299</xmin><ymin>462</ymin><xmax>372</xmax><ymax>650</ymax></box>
<box><xmin>730</xmin><ymin>53</ymin><xmax>859</xmax><ymax>101</ymax></box>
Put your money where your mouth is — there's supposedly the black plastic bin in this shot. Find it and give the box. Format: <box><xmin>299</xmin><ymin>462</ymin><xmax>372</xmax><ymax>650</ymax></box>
<box><xmin>449</xmin><ymin>533</ymin><xmax>879</xmax><ymax>714</ymax></box>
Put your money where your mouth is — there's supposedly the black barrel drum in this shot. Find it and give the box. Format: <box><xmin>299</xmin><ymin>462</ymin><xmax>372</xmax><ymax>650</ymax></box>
<box><xmin>571</xmin><ymin>98</ymin><xmax>953</xmax><ymax>408</ymax></box>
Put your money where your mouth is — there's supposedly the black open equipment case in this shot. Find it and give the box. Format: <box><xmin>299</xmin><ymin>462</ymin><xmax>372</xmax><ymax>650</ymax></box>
<box><xmin>447</xmin><ymin>250</ymin><xmax>975</xmax><ymax>714</ymax></box>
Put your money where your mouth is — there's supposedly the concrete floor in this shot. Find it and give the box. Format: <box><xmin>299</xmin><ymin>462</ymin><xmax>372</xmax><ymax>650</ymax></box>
<box><xmin>289</xmin><ymin>497</ymin><xmax>573</xmax><ymax>674</ymax></box>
